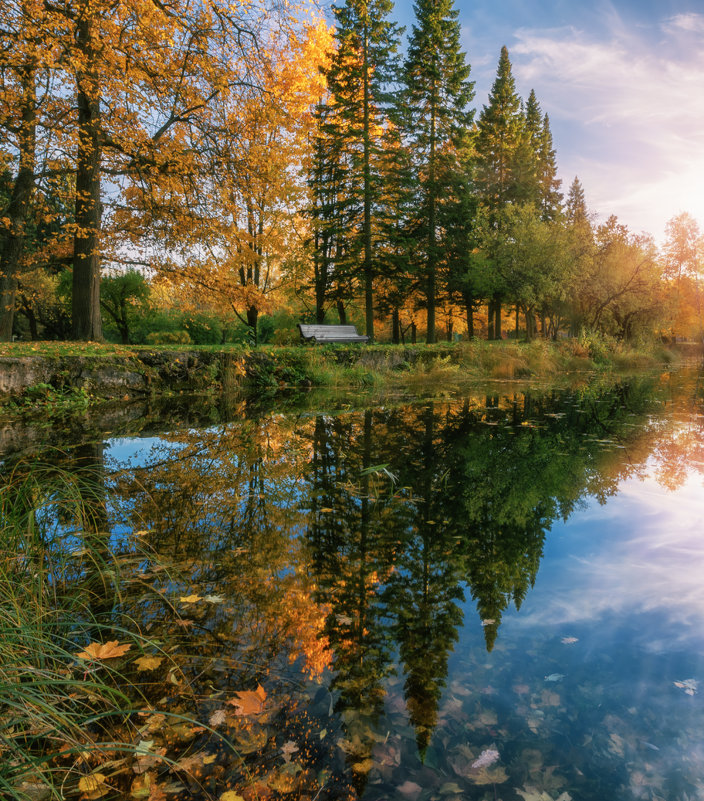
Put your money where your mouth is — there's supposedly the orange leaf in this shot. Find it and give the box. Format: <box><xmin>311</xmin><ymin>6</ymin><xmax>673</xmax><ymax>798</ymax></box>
<box><xmin>227</xmin><ymin>684</ymin><xmax>267</xmax><ymax>716</ymax></box>
<box><xmin>76</xmin><ymin>641</ymin><xmax>132</xmax><ymax>661</ymax></box>
<box><xmin>135</xmin><ymin>656</ymin><xmax>163</xmax><ymax>672</ymax></box>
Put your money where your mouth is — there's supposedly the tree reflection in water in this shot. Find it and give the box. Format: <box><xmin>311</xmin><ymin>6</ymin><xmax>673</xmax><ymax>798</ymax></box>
<box><xmin>2</xmin><ymin>369</ymin><xmax>703</xmax><ymax>799</ymax></box>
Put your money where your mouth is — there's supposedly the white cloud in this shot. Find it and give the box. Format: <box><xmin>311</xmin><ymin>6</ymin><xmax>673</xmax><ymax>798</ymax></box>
<box><xmin>508</xmin><ymin>17</ymin><xmax>704</xmax><ymax>239</ymax></box>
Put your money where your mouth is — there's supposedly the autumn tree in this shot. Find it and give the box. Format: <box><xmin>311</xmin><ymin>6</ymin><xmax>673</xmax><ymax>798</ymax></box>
<box><xmin>662</xmin><ymin>212</ymin><xmax>703</xmax><ymax>339</ymax></box>
<box><xmin>402</xmin><ymin>0</ymin><xmax>474</xmax><ymax>343</ymax></box>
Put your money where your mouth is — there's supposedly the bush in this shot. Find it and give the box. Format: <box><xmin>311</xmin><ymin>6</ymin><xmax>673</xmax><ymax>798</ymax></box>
<box><xmin>145</xmin><ymin>329</ymin><xmax>191</xmax><ymax>344</ymax></box>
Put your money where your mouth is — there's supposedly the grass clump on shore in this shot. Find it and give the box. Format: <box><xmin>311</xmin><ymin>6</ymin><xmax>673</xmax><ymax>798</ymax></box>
<box><xmin>0</xmin><ymin>462</ymin><xmax>173</xmax><ymax>800</ymax></box>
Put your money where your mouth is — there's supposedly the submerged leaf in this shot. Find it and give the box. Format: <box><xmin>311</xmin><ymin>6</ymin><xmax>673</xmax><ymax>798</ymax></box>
<box><xmin>228</xmin><ymin>684</ymin><xmax>267</xmax><ymax>715</ymax></box>
<box><xmin>472</xmin><ymin>748</ymin><xmax>500</xmax><ymax>769</ymax></box>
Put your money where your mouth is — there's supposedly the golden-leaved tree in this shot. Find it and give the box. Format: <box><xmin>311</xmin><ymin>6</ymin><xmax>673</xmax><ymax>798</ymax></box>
<box><xmin>1</xmin><ymin>0</ymin><xmax>323</xmax><ymax>342</ymax></box>
<box><xmin>122</xmin><ymin>13</ymin><xmax>332</xmax><ymax>343</ymax></box>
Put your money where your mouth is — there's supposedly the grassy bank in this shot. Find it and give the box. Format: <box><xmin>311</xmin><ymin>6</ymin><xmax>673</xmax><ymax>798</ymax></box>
<box><xmin>0</xmin><ymin>336</ymin><xmax>690</xmax><ymax>411</ymax></box>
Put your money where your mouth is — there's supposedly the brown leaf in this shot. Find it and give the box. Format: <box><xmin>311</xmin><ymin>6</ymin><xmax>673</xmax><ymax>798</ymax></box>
<box><xmin>228</xmin><ymin>684</ymin><xmax>267</xmax><ymax>716</ymax></box>
<box><xmin>76</xmin><ymin>641</ymin><xmax>132</xmax><ymax>661</ymax></box>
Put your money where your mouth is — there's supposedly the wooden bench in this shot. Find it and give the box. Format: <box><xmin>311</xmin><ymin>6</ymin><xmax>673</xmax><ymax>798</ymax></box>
<box><xmin>298</xmin><ymin>324</ymin><xmax>369</xmax><ymax>344</ymax></box>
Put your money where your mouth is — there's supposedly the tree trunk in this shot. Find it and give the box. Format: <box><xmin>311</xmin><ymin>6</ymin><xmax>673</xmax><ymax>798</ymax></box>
<box><xmin>411</xmin><ymin>321</ymin><xmax>417</xmax><ymax>344</ymax></box>
<box><xmin>392</xmin><ymin>308</ymin><xmax>400</xmax><ymax>344</ymax></box>
<box><xmin>494</xmin><ymin>296</ymin><xmax>502</xmax><ymax>340</ymax></box>
<box><xmin>361</xmin><ymin>24</ymin><xmax>375</xmax><ymax>342</ymax></box>
<box><xmin>72</xmin><ymin>11</ymin><xmax>103</xmax><ymax>341</ymax></box>
<box><xmin>465</xmin><ymin>297</ymin><xmax>474</xmax><ymax>338</ymax></box>
<box><xmin>0</xmin><ymin>61</ymin><xmax>36</xmax><ymax>341</ymax></box>
<box><xmin>246</xmin><ymin>305</ymin><xmax>258</xmax><ymax>346</ymax></box>
<box><xmin>446</xmin><ymin>319</ymin><xmax>453</xmax><ymax>342</ymax></box>
<box><xmin>426</xmin><ymin>93</ymin><xmax>438</xmax><ymax>344</ymax></box>
<box><xmin>337</xmin><ymin>300</ymin><xmax>347</xmax><ymax>325</ymax></box>
<box><xmin>487</xmin><ymin>299</ymin><xmax>495</xmax><ymax>340</ymax></box>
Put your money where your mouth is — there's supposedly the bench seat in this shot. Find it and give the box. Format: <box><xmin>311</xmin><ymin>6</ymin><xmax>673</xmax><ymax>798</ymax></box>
<box><xmin>298</xmin><ymin>324</ymin><xmax>369</xmax><ymax>343</ymax></box>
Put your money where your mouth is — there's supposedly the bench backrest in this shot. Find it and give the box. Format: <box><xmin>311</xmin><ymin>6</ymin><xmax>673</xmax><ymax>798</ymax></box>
<box><xmin>299</xmin><ymin>324</ymin><xmax>364</xmax><ymax>339</ymax></box>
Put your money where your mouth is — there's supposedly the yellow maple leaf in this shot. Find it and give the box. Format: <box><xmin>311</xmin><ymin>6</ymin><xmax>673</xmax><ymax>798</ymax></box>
<box><xmin>135</xmin><ymin>655</ymin><xmax>163</xmax><ymax>672</ymax></box>
<box><xmin>76</xmin><ymin>641</ymin><xmax>132</xmax><ymax>661</ymax></box>
<box><xmin>179</xmin><ymin>594</ymin><xmax>202</xmax><ymax>604</ymax></box>
<box><xmin>78</xmin><ymin>773</ymin><xmax>109</xmax><ymax>799</ymax></box>
<box><xmin>227</xmin><ymin>684</ymin><xmax>267</xmax><ymax>716</ymax></box>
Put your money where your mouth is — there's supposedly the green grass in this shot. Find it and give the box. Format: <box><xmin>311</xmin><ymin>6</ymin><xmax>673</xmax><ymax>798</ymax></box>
<box><xmin>0</xmin><ymin>462</ymin><xmax>170</xmax><ymax>800</ymax></box>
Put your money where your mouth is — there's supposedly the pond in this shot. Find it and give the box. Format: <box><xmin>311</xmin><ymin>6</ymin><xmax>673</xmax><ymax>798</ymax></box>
<box><xmin>3</xmin><ymin>366</ymin><xmax>704</xmax><ymax>801</ymax></box>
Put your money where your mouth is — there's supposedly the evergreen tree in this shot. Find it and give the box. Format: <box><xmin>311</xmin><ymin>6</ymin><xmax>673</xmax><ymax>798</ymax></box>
<box><xmin>475</xmin><ymin>46</ymin><xmax>523</xmax><ymax>339</ymax></box>
<box><xmin>565</xmin><ymin>175</ymin><xmax>588</xmax><ymax>226</ymax></box>
<box><xmin>537</xmin><ymin>113</ymin><xmax>562</xmax><ymax>221</ymax></box>
<box><xmin>402</xmin><ymin>0</ymin><xmax>474</xmax><ymax>343</ymax></box>
<box><xmin>475</xmin><ymin>46</ymin><xmax>524</xmax><ymax>215</ymax></box>
<box><xmin>318</xmin><ymin>0</ymin><xmax>402</xmax><ymax>340</ymax></box>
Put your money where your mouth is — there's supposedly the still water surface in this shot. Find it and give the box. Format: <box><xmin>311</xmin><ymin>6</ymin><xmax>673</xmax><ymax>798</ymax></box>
<box><xmin>9</xmin><ymin>367</ymin><xmax>704</xmax><ymax>800</ymax></box>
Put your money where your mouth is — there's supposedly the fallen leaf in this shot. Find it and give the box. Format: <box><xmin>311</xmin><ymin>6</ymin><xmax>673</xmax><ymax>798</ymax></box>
<box><xmin>674</xmin><ymin>678</ymin><xmax>698</xmax><ymax>696</ymax></box>
<box><xmin>544</xmin><ymin>673</ymin><xmax>565</xmax><ymax>682</ymax></box>
<box><xmin>281</xmin><ymin>740</ymin><xmax>299</xmax><ymax>763</ymax></box>
<box><xmin>179</xmin><ymin>594</ymin><xmax>202</xmax><ymax>604</ymax></box>
<box><xmin>209</xmin><ymin>709</ymin><xmax>227</xmax><ymax>726</ymax></box>
<box><xmin>472</xmin><ymin>748</ymin><xmax>500</xmax><ymax>768</ymax></box>
<box><xmin>397</xmin><ymin>780</ymin><xmax>422</xmax><ymax>800</ymax></box>
<box><xmin>220</xmin><ymin>793</ymin><xmax>245</xmax><ymax>801</ymax></box>
<box><xmin>135</xmin><ymin>656</ymin><xmax>163</xmax><ymax>672</ymax></box>
<box><xmin>78</xmin><ymin>773</ymin><xmax>109</xmax><ymax>800</ymax></box>
<box><xmin>76</xmin><ymin>641</ymin><xmax>132</xmax><ymax>661</ymax></box>
<box><xmin>228</xmin><ymin>684</ymin><xmax>266</xmax><ymax>716</ymax></box>
<box><xmin>204</xmin><ymin>594</ymin><xmax>225</xmax><ymax>604</ymax></box>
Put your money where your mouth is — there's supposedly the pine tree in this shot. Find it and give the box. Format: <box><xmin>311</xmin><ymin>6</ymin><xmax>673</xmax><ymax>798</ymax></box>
<box><xmin>565</xmin><ymin>176</ymin><xmax>588</xmax><ymax>226</ymax></box>
<box><xmin>402</xmin><ymin>0</ymin><xmax>474</xmax><ymax>344</ymax></box>
<box><xmin>537</xmin><ymin>114</ymin><xmax>562</xmax><ymax>221</ymax></box>
<box><xmin>475</xmin><ymin>46</ymin><xmax>524</xmax><ymax>215</ymax></box>
<box><xmin>319</xmin><ymin>0</ymin><xmax>402</xmax><ymax>340</ymax></box>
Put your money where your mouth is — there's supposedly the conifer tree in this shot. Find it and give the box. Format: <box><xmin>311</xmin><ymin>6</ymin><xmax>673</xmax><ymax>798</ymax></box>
<box><xmin>402</xmin><ymin>0</ymin><xmax>474</xmax><ymax>343</ymax></box>
<box><xmin>319</xmin><ymin>0</ymin><xmax>402</xmax><ymax>340</ymax></box>
<box><xmin>475</xmin><ymin>46</ymin><xmax>523</xmax><ymax>339</ymax></box>
<box><xmin>565</xmin><ymin>176</ymin><xmax>588</xmax><ymax>226</ymax></box>
<box><xmin>475</xmin><ymin>46</ymin><xmax>524</xmax><ymax>215</ymax></box>
<box><xmin>537</xmin><ymin>114</ymin><xmax>562</xmax><ymax>221</ymax></box>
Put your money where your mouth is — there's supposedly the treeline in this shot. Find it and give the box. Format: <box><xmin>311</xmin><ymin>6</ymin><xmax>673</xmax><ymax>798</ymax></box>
<box><xmin>310</xmin><ymin>0</ymin><xmax>704</xmax><ymax>344</ymax></box>
<box><xmin>0</xmin><ymin>0</ymin><xmax>702</xmax><ymax>345</ymax></box>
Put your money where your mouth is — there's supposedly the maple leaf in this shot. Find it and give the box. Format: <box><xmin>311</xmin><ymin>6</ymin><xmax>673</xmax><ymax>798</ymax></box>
<box><xmin>76</xmin><ymin>641</ymin><xmax>132</xmax><ymax>661</ymax></box>
<box><xmin>227</xmin><ymin>684</ymin><xmax>267</xmax><ymax>715</ymax></box>
<box><xmin>78</xmin><ymin>773</ymin><xmax>109</xmax><ymax>800</ymax></box>
<box><xmin>135</xmin><ymin>656</ymin><xmax>163</xmax><ymax>672</ymax></box>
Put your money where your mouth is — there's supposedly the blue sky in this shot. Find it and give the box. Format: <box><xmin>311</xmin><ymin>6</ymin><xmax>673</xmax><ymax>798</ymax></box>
<box><xmin>336</xmin><ymin>0</ymin><xmax>704</xmax><ymax>241</ymax></box>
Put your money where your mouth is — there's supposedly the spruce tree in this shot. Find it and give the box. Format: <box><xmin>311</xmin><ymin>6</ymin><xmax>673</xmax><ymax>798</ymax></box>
<box><xmin>475</xmin><ymin>46</ymin><xmax>524</xmax><ymax>214</ymax></box>
<box><xmin>537</xmin><ymin>114</ymin><xmax>562</xmax><ymax>221</ymax></box>
<box><xmin>402</xmin><ymin>0</ymin><xmax>474</xmax><ymax>344</ymax></box>
<box><xmin>475</xmin><ymin>46</ymin><xmax>524</xmax><ymax>339</ymax></box>
<box><xmin>565</xmin><ymin>176</ymin><xmax>588</xmax><ymax>226</ymax></box>
<box><xmin>318</xmin><ymin>0</ymin><xmax>402</xmax><ymax>340</ymax></box>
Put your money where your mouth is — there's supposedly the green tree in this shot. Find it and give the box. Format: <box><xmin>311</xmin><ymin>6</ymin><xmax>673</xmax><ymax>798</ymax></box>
<box><xmin>100</xmin><ymin>270</ymin><xmax>150</xmax><ymax>344</ymax></box>
<box><xmin>318</xmin><ymin>0</ymin><xmax>402</xmax><ymax>340</ymax></box>
<box><xmin>402</xmin><ymin>0</ymin><xmax>474</xmax><ymax>343</ymax></box>
<box><xmin>475</xmin><ymin>46</ymin><xmax>524</xmax><ymax>338</ymax></box>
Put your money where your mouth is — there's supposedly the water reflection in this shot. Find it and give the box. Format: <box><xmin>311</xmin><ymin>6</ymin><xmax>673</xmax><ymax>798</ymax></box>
<box><xmin>3</xmin><ymin>369</ymin><xmax>704</xmax><ymax>799</ymax></box>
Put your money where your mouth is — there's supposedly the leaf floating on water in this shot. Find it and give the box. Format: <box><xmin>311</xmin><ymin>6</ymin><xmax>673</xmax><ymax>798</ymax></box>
<box><xmin>204</xmin><ymin>594</ymin><xmax>225</xmax><ymax>604</ymax></box>
<box><xmin>76</xmin><ymin>641</ymin><xmax>132</xmax><ymax>661</ymax></box>
<box><xmin>336</xmin><ymin>614</ymin><xmax>353</xmax><ymax>625</ymax></box>
<box><xmin>561</xmin><ymin>637</ymin><xmax>578</xmax><ymax>645</ymax></box>
<box><xmin>209</xmin><ymin>709</ymin><xmax>227</xmax><ymax>726</ymax></box>
<box><xmin>78</xmin><ymin>773</ymin><xmax>109</xmax><ymax>800</ymax></box>
<box><xmin>179</xmin><ymin>594</ymin><xmax>202</xmax><ymax>604</ymax></box>
<box><xmin>472</xmin><ymin>748</ymin><xmax>500</xmax><ymax>769</ymax></box>
<box><xmin>674</xmin><ymin>678</ymin><xmax>698</xmax><ymax>695</ymax></box>
<box><xmin>544</xmin><ymin>673</ymin><xmax>565</xmax><ymax>682</ymax></box>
